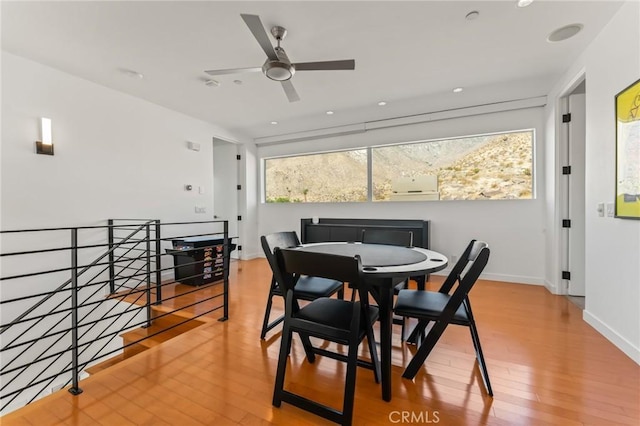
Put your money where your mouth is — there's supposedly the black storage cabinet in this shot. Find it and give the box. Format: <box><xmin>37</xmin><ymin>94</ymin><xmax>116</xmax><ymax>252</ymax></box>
<box><xmin>300</xmin><ymin>217</ymin><xmax>430</xmax><ymax>287</ymax></box>
<box><xmin>166</xmin><ymin>237</ymin><xmax>236</xmax><ymax>286</ymax></box>
<box><xmin>300</xmin><ymin>218</ymin><xmax>429</xmax><ymax>249</ymax></box>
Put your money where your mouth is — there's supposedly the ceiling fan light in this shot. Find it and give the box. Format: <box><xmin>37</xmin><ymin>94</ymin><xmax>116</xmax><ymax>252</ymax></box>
<box><xmin>263</xmin><ymin>61</ymin><xmax>294</xmax><ymax>81</ymax></box>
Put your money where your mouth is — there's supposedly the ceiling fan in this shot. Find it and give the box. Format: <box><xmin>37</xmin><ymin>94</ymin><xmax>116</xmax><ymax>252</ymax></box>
<box><xmin>205</xmin><ymin>14</ymin><xmax>355</xmax><ymax>102</ymax></box>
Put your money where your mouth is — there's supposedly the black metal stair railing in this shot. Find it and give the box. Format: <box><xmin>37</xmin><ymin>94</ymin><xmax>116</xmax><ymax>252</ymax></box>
<box><xmin>0</xmin><ymin>219</ymin><xmax>232</xmax><ymax>415</ymax></box>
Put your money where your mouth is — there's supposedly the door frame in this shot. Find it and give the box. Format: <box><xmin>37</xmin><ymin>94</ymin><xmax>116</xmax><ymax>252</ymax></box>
<box><xmin>554</xmin><ymin>70</ymin><xmax>587</xmax><ymax>296</ymax></box>
<box><xmin>212</xmin><ymin>137</ymin><xmax>240</xmax><ymax>259</ymax></box>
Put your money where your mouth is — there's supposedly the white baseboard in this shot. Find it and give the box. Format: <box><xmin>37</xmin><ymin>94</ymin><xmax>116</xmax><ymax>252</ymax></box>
<box><xmin>583</xmin><ymin>310</ymin><xmax>640</xmax><ymax>365</ymax></box>
<box><xmin>240</xmin><ymin>251</ymin><xmax>262</xmax><ymax>260</ymax></box>
<box><xmin>544</xmin><ymin>278</ymin><xmax>560</xmax><ymax>294</ymax></box>
<box><xmin>432</xmin><ymin>270</ymin><xmax>543</xmax><ymax>285</ymax></box>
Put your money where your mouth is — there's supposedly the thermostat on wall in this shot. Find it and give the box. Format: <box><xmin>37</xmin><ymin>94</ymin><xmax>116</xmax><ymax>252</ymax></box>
<box><xmin>187</xmin><ymin>141</ymin><xmax>201</xmax><ymax>151</ymax></box>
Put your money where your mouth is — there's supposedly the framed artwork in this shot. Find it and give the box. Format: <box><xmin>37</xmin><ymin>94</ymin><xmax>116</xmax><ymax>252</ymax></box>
<box><xmin>615</xmin><ymin>78</ymin><xmax>640</xmax><ymax>219</ymax></box>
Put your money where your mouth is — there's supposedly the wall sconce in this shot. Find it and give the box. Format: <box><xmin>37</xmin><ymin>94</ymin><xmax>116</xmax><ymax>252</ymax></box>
<box><xmin>35</xmin><ymin>117</ymin><xmax>54</xmax><ymax>155</ymax></box>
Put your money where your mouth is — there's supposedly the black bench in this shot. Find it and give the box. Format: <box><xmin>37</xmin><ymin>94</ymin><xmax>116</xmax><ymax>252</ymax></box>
<box><xmin>300</xmin><ymin>218</ymin><xmax>430</xmax><ymax>287</ymax></box>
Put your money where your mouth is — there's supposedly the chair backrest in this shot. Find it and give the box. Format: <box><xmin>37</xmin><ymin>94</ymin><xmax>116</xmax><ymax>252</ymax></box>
<box><xmin>261</xmin><ymin>231</ymin><xmax>301</xmax><ymax>275</ymax></box>
<box><xmin>440</xmin><ymin>243</ymin><xmax>490</xmax><ymax>321</ymax></box>
<box><xmin>361</xmin><ymin>229</ymin><xmax>413</xmax><ymax>247</ymax></box>
<box><xmin>261</xmin><ymin>231</ymin><xmax>301</xmax><ymax>256</ymax></box>
<box><xmin>439</xmin><ymin>240</ymin><xmax>488</xmax><ymax>294</ymax></box>
<box><xmin>274</xmin><ymin>248</ymin><xmax>364</xmax><ymax>300</ymax></box>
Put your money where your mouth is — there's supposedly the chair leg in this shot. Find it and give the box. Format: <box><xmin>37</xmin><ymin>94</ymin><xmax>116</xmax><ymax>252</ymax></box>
<box><xmin>349</xmin><ymin>286</ymin><xmax>357</xmax><ymax>302</ymax></box>
<box><xmin>402</xmin><ymin>321</ymin><xmax>448</xmax><ymax>379</ymax></box>
<box><xmin>261</xmin><ymin>278</ymin><xmax>279</xmax><ymax>339</ymax></box>
<box><xmin>463</xmin><ymin>298</ymin><xmax>492</xmax><ymax>396</ymax></box>
<box><xmin>298</xmin><ymin>332</ymin><xmax>316</xmax><ymax>363</ymax></box>
<box><xmin>364</xmin><ymin>319</ymin><xmax>381</xmax><ymax>384</ymax></box>
<box><xmin>468</xmin><ymin>322</ymin><xmax>493</xmax><ymax>396</ymax></box>
<box><xmin>406</xmin><ymin>319</ymin><xmax>430</xmax><ymax>345</ymax></box>
<box><xmin>273</xmin><ymin>323</ymin><xmax>292</xmax><ymax>407</ymax></box>
<box><xmin>339</xmin><ymin>342</ymin><xmax>358</xmax><ymax>426</ymax></box>
<box><xmin>340</xmin><ymin>308</ymin><xmax>362</xmax><ymax>426</ymax></box>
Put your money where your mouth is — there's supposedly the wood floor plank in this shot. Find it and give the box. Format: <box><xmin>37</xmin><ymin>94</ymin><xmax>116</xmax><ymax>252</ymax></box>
<box><xmin>2</xmin><ymin>258</ymin><xmax>639</xmax><ymax>425</ymax></box>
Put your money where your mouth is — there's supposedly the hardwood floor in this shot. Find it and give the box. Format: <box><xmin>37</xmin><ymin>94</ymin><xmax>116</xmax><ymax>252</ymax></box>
<box><xmin>2</xmin><ymin>258</ymin><xmax>639</xmax><ymax>425</ymax></box>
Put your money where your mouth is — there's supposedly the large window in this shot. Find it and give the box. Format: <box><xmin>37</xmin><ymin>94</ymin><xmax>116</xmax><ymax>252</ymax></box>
<box><xmin>373</xmin><ymin>131</ymin><xmax>534</xmax><ymax>200</ymax></box>
<box><xmin>264</xmin><ymin>130</ymin><xmax>534</xmax><ymax>203</ymax></box>
<box><xmin>265</xmin><ymin>149</ymin><xmax>368</xmax><ymax>203</ymax></box>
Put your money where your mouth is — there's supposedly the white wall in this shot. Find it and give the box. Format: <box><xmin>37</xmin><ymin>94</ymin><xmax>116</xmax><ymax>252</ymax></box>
<box><xmin>1</xmin><ymin>52</ymin><xmax>244</xmax><ymax>229</ymax></box>
<box><xmin>0</xmin><ymin>52</ymin><xmax>251</xmax><ymax>409</ymax></box>
<box><xmin>545</xmin><ymin>1</ymin><xmax>640</xmax><ymax>363</ymax></box>
<box><xmin>257</xmin><ymin>107</ymin><xmax>547</xmax><ymax>285</ymax></box>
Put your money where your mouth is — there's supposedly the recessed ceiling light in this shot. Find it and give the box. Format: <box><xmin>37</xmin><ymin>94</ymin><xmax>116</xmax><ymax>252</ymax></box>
<box><xmin>547</xmin><ymin>24</ymin><xmax>583</xmax><ymax>42</ymax></box>
<box><xmin>453</xmin><ymin>87</ymin><xmax>464</xmax><ymax>93</ymax></box>
<box><xmin>517</xmin><ymin>0</ymin><xmax>534</xmax><ymax>7</ymax></box>
<box><xmin>378</xmin><ymin>101</ymin><xmax>387</xmax><ymax>106</ymax></box>
<box><xmin>326</xmin><ymin>111</ymin><xmax>334</xmax><ymax>115</ymax></box>
<box><xmin>121</xmin><ymin>69</ymin><xmax>144</xmax><ymax>79</ymax></box>
<box><xmin>233</xmin><ymin>80</ymin><xmax>243</xmax><ymax>85</ymax></box>
<box><xmin>271</xmin><ymin>121</ymin><xmax>278</xmax><ymax>125</ymax></box>
<box><xmin>465</xmin><ymin>11</ymin><xmax>480</xmax><ymax>20</ymax></box>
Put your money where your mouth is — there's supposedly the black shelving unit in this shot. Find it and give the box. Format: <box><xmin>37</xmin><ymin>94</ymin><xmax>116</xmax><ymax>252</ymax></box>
<box><xmin>167</xmin><ymin>237</ymin><xmax>236</xmax><ymax>286</ymax></box>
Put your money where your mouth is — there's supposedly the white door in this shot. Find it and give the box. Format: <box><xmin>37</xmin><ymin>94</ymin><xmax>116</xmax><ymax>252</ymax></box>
<box><xmin>567</xmin><ymin>93</ymin><xmax>586</xmax><ymax>296</ymax></box>
<box><xmin>212</xmin><ymin>138</ymin><xmax>239</xmax><ymax>259</ymax></box>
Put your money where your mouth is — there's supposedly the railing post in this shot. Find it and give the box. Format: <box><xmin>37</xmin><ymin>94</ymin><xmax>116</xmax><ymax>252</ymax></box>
<box><xmin>219</xmin><ymin>220</ymin><xmax>229</xmax><ymax>322</ymax></box>
<box><xmin>154</xmin><ymin>219</ymin><xmax>162</xmax><ymax>305</ymax></box>
<box><xmin>108</xmin><ymin>219</ymin><xmax>115</xmax><ymax>294</ymax></box>
<box><xmin>143</xmin><ymin>224</ymin><xmax>152</xmax><ymax>328</ymax></box>
<box><xmin>69</xmin><ymin>228</ymin><xmax>83</xmax><ymax>395</ymax></box>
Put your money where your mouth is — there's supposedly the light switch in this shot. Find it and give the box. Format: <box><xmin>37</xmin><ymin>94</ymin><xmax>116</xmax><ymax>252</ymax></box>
<box><xmin>606</xmin><ymin>203</ymin><xmax>614</xmax><ymax>217</ymax></box>
<box><xmin>199</xmin><ymin>186</ymin><xmax>204</xmax><ymax>194</ymax></box>
<box><xmin>597</xmin><ymin>203</ymin><xmax>604</xmax><ymax>217</ymax></box>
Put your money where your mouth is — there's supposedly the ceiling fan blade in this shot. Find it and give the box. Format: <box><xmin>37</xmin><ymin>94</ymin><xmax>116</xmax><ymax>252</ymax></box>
<box><xmin>241</xmin><ymin>14</ymin><xmax>278</xmax><ymax>61</ymax></box>
<box><xmin>205</xmin><ymin>67</ymin><xmax>262</xmax><ymax>76</ymax></box>
<box><xmin>294</xmin><ymin>59</ymin><xmax>355</xmax><ymax>71</ymax></box>
<box><xmin>281</xmin><ymin>80</ymin><xmax>300</xmax><ymax>102</ymax></box>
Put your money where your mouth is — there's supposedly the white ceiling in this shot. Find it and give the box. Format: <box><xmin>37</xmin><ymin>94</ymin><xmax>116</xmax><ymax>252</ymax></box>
<box><xmin>1</xmin><ymin>1</ymin><xmax>624</xmax><ymax>141</ymax></box>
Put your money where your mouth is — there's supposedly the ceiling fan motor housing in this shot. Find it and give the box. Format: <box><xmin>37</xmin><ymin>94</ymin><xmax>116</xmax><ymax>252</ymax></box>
<box><xmin>262</xmin><ymin>47</ymin><xmax>295</xmax><ymax>81</ymax></box>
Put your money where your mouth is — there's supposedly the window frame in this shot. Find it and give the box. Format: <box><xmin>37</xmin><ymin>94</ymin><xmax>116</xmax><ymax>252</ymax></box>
<box><xmin>262</xmin><ymin>128</ymin><xmax>537</xmax><ymax>203</ymax></box>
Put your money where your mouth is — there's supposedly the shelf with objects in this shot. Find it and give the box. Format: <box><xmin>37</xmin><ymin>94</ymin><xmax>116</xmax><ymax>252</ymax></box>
<box><xmin>166</xmin><ymin>236</ymin><xmax>237</xmax><ymax>286</ymax></box>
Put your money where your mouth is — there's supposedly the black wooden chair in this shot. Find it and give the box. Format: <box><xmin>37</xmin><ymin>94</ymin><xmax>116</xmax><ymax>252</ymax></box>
<box><xmin>358</xmin><ymin>229</ymin><xmax>414</xmax><ymax>298</ymax></box>
<box><xmin>260</xmin><ymin>232</ymin><xmax>344</xmax><ymax>339</ymax></box>
<box><xmin>272</xmin><ymin>247</ymin><xmax>381</xmax><ymax>426</ymax></box>
<box><xmin>360</xmin><ymin>229</ymin><xmax>415</xmax><ymax>340</ymax></box>
<box><xmin>394</xmin><ymin>240</ymin><xmax>493</xmax><ymax>396</ymax></box>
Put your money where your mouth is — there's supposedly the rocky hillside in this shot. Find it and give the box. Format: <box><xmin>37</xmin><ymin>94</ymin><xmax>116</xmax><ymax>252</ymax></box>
<box><xmin>265</xmin><ymin>150</ymin><xmax>368</xmax><ymax>202</ymax></box>
<box><xmin>266</xmin><ymin>132</ymin><xmax>533</xmax><ymax>202</ymax></box>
